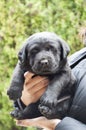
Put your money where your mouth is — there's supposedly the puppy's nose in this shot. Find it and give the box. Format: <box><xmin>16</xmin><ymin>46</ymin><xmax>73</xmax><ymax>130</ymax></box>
<box><xmin>40</xmin><ymin>59</ymin><xmax>49</xmax><ymax>66</ymax></box>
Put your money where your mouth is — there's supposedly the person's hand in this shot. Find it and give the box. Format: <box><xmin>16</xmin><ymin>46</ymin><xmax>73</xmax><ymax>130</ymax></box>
<box><xmin>16</xmin><ymin>116</ymin><xmax>61</xmax><ymax>130</ymax></box>
<box><xmin>21</xmin><ymin>72</ymin><xmax>49</xmax><ymax>106</ymax></box>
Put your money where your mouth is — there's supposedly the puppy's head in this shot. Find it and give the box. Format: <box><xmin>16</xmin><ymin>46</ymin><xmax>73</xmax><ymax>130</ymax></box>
<box><xmin>18</xmin><ymin>32</ymin><xmax>70</xmax><ymax>75</ymax></box>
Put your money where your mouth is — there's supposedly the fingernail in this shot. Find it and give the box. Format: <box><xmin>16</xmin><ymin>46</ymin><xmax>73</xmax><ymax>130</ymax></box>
<box><xmin>24</xmin><ymin>71</ymin><xmax>29</xmax><ymax>77</ymax></box>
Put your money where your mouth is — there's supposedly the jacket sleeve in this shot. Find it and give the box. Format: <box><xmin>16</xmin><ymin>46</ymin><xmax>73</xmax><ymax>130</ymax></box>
<box><xmin>67</xmin><ymin>48</ymin><xmax>86</xmax><ymax>124</ymax></box>
<box><xmin>55</xmin><ymin>117</ymin><xmax>86</xmax><ymax>130</ymax></box>
<box><xmin>68</xmin><ymin>58</ymin><xmax>86</xmax><ymax>124</ymax></box>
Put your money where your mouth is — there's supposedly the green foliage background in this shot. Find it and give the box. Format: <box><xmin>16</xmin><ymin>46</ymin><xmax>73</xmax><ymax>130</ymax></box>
<box><xmin>0</xmin><ymin>0</ymin><xmax>86</xmax><ymax>130</ymax></box>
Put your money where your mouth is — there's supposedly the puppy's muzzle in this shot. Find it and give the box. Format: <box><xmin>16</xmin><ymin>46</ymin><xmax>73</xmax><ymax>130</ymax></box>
<box><xmin>32</xmin><ymin>57</ymin><xmax>53</xmax><ymax>74</ymax></box>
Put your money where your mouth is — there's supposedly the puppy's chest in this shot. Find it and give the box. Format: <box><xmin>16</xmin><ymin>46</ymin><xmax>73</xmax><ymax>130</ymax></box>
<box><xmin>48</xmin><ymin>74</ymin><xmax>73</xmax><ymax>95</ymax></box>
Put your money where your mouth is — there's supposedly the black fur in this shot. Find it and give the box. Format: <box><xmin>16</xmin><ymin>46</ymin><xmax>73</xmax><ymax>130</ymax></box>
<box><xmin>7</xmin><ymin>32</ymin><xmax>76</xmax><ymax>119</ymax></box>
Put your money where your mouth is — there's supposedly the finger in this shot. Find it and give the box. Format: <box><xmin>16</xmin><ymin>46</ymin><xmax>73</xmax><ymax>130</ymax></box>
<box><xmin>21</xmin><ymin>86</ymin><xmax>46</xmax><ymax>105</ymax></box>
<box><xmin>21</xmin><ymin>83</ymin><xmax>47</xmax><ymax>105</ymax></box>
<box><xmin>16</xmin><ymin>119</ymin><xmax>34</xmax><ymax>127</ymax></box>
<box><xmin>24</xmin><ymin>72</ymin><xmax>34</xmax><ymax>82</ymax></box>
<box><xmin>28</xmin><ymin>79</ymin><xmax>49</xmax><ymax>95</ymax></box>
<box><xmin>24</xmin><ymin>76</ymin><xmax>48</xmax><ymax>90</ymax></box>
<box><xmin>16</xmin><ymin>117</ymin><xmax>48</xmax><ymax>128</ymax></box>
<box><xmin>25</xmin><ymin>75</ymin><xmax>47</xmax><ymax>85</ymax></box>
<box><xmin>32</xmin><ymin>87</ymin><xmax>46</xmax><ymax>102</ymax></box>
<box><xmin>16</xmin><ymin>118</ymin><xmax>41</xmax><ymax>127</ymax></box>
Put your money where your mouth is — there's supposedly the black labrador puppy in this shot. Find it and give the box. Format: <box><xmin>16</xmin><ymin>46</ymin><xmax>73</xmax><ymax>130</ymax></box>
<box><xmin>7</xmin><ymin>32</ymin><xmax>76</xmax><ymax>119</ymax></box>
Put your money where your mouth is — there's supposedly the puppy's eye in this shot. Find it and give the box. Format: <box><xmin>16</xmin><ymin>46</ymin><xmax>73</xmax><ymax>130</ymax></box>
<box><xmin>51</xmin><ymin>47</ymin><xmax>57</xmax><ymax>53</ymax></box>
<box><xmin>31</xmin><ymin>48</ymin><xmax>39</xmax><ymax>55</ymax></box>
<box><xmin>46</xmin><ymin>45</ymin><xmax>57</xmax><ymax>53</ymax></box>
<box><xmin>46</xmin><ymin>47</ymin><xmax>51</xmax><ymax>51</ymax></box>
<box><xmin>46</xmin><ymin>45</ymin><xmax>52</xmax><ymax>51</ymax></box>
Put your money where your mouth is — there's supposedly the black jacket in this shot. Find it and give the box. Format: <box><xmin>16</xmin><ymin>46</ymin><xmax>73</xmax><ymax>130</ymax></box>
<box><xmin>55</xmin><ymin>47</ymin><xmax>86</xmax><ymax>130</ymax></box>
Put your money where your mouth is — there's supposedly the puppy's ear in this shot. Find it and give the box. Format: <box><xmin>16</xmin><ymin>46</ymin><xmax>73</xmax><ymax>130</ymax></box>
<box><xmin>59</xmin><ymin>39</ymin><xmax>70</xmax><ymax>60</ymax></box>
<box><xmin>18</xmin><ymin>45</ymin><xmax>27</xmax><ymax>63</ymax></box>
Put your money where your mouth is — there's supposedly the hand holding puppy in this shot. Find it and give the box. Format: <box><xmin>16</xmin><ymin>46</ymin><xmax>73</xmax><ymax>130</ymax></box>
<box><xmin>17</xmin><ymin>72</ymin><xmax>61</xmax><ymax>130</ymax></box>
<box><xmin>21</xmin><ymin>72</ymin><xmax>49</xmax><ymax>106</ymax></box>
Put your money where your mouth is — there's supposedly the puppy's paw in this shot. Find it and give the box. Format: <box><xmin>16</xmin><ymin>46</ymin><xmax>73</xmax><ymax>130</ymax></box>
<box><xmin>10</xmin><ymin>108</ymin><xmax>20</xmax><ymax>119</ymax></box>
<box><xmin>38</xmin><ymin>104</ymin><xmax>52</xmax><ymax>118</ymax></box>
<box><xmin>10</xmin><ymin>108</ymin><xmax>24</xmax><ymax>120</ymax></box>
<box><xmin>39</xmin><ymin>94</ymin><xmax>58</xmax><ymax>118</ymax></box>
<box><xmin>7</xmin><ymin>88</ymin><xmax>22</xmax><ymax>100</ymax></box>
